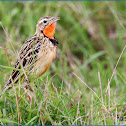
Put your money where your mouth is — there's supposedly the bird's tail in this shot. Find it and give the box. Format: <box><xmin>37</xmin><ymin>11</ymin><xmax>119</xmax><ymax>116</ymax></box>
<box><xmin>2</xmin><ymin>79</ymin><xmax>12</xmax><ymax>92</ymax></box>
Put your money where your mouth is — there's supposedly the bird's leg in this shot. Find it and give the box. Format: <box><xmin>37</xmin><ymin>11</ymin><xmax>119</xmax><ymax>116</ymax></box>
<box><xmin>23</xmin><ymin>85</ymin><xmax>34</xmax><ymax>107</ymax></box>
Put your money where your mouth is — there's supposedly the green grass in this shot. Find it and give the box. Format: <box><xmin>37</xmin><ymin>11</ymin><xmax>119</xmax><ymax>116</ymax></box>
<box><xmin>0</xmin><ymin>1</ymin><xmax>126</xmax><ymax>125</ymax></box>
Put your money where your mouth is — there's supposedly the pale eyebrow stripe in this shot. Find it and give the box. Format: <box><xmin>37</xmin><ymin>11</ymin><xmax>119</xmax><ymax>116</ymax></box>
<box><xmin>38</xmin><ymin>20</ymin><xmax>44</xmax><ymax>24</ymax></box>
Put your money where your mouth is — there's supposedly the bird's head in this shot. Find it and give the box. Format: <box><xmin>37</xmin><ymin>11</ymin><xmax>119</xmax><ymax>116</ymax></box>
<box><xmin>36</xmin><ymin>16</ymin><xmax>60</xmax><ymax>39</ymax></box>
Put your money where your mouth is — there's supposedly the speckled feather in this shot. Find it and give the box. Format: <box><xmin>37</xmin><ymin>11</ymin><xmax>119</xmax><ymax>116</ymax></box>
<box><xmin>3</xmin><ymin>16</ymin><xmax>59</xmax><ymax>90</ymax></box>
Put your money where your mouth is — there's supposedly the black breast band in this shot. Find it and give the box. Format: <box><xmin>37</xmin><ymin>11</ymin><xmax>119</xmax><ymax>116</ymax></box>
<box><xmin>49</xmin><ymin>37</ymin><xmax>58</xmax><ymax>46</ymax></box>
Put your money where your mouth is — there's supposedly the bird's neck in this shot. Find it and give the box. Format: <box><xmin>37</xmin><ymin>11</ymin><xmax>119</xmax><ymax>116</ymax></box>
<box><xmin>35</xmin><ymin>29</ymin><xmax>44</xmax><ymax>37</ymax></box>
<box><xmin>34</xmin><ymin>31</ymin><xmax>58</xmax><ymax>46</ymax></box>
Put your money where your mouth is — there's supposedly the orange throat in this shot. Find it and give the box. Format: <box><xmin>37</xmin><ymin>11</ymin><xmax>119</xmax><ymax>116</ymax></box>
<box><xmin>43</xmin><ymin>23</ymin><xmax>56</xmax><ymax>39</ymax></box>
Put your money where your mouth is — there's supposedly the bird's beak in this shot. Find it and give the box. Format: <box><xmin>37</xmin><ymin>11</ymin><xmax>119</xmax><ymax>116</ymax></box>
<box><xmin>49</xmin><ymin>17</ymin><xmax>60</xmax><ymax>24</ymax></box>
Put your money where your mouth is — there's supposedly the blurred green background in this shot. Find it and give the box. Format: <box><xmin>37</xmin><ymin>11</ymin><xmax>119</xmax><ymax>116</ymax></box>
<box><xmin>0</xmin><ymin>1</ymin><xmax>126</xmax><ymax>125</ymax></box>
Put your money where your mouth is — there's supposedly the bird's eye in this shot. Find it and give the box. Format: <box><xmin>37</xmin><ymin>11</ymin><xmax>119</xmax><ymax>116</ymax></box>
<box><xmin>43</xmin><ymin>20</ymin><xmax>47</xmax><ymax>23</ymax></box>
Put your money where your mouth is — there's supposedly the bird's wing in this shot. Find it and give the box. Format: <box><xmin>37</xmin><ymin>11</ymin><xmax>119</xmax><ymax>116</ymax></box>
<box><xmin>4</xmin><ymin>36</ymin><xmax>43</xmax><ymax>89</ymax></box>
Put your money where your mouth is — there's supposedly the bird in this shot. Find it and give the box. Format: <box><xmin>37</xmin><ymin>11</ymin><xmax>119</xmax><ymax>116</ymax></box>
<box><xmin>3</xmin><ymin>16</ymin><xmax>60</xmax><ymax>92</ymax></box>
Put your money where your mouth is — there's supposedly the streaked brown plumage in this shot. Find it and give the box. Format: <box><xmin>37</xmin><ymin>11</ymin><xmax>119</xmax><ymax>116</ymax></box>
<box><xmin>3</xmin><ymin>16</ymin><xmax>60</xmax><ymax>91</ymax></box>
